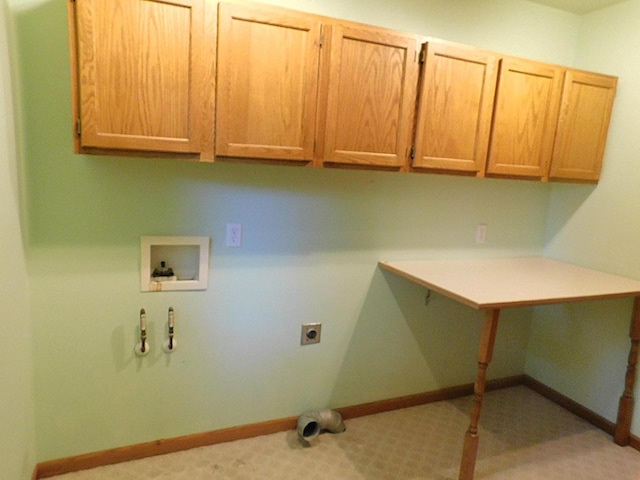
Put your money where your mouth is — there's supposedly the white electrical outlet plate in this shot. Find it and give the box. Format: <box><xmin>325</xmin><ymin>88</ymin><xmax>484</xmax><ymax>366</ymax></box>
<box><xmin>226</xmin><ymin>223</ymin><xmax>242</xmax><ymax>247</ymax></box>
<box><xmin>476</xmin><ymin>224</ymin><xmax>487</xmax><ymax>244</ymax></box>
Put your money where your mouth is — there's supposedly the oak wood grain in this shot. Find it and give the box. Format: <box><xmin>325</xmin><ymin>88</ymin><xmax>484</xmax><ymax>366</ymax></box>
<box><xmin>486</xmin><ymin>57</ymin><xmax>563</xmax><ymax>179</ymax></box>
<box><xmin>413</xmin><ymin>40</ymin><xmax>498</xmax><ymax>174</ymax></box>
<box><xmin>549</xmin><ymin>69</ymin><xmax>617</xmax><ymax>182</ymax></box>
<box><xmin>320</xmin><ymin>24</ymin><xmax>419</xmax><ymax>169</ymax></box>
<box><xmin>74</xmin><ymin>0</ymin><xmax>204</xmax><ymax>153</ymax></box>
<box><xmin>215</xmin><ymin>2</ymin><xmax>321</xmax><ymax>162</ymax></box>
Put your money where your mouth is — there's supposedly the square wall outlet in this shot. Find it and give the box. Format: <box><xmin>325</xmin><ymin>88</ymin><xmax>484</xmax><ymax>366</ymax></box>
<box><xmin>301</xmin><ymin>323</ymin><xmax>321</xmax><ymax>345</ymax></box>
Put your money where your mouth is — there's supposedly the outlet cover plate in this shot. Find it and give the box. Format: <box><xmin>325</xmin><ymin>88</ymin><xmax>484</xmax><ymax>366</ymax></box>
<box><xmin>301</xmin><ymin>323</ymin><xmax>321</xmax><ymax>345</ymax></box>
<box><xmin>226</xmin><ymin>223</ymin><xmax>242</xmax><ymax>247</ymax></box>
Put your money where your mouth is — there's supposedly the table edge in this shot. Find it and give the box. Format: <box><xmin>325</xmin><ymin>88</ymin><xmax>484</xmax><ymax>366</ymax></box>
<box><xmin>378</xmin><ymin>260</ymin><xmax>640</xmax><ymax>310</ymax></box>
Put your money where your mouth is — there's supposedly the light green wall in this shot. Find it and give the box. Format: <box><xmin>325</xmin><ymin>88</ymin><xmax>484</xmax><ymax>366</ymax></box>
<box><xmin>0</xmin><ymin>2</ymin><xmax>36</xmax><ymax>479</ymax></box>
<box><xmin>529</xmin><ymin>0</ymin><xmax>640</xmax><ymax>436</ymax></box>
<box><xmin>10</xmin><ymin>0</ymin><xmax>616</xmax><ymax>465</ymax></box>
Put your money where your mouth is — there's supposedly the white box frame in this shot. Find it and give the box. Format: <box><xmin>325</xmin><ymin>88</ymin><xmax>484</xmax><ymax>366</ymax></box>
<box><xmin>141</xmin><ymin>236</ymin><xmax>210</xmax><ymax>292</ymax></box>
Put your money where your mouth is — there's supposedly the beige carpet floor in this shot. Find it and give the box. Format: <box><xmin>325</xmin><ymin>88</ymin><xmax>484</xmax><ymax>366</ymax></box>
<box><xmin>50</xmin><ymin>386</ymin><xmax>640</xmax><ymax>479</ymax></box>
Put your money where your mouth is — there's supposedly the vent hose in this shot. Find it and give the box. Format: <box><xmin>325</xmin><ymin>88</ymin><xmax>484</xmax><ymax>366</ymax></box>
<box><xmin>297</xmin><ymin>409</ymin><xmax>346</xmax><ymax>442</ymax></box>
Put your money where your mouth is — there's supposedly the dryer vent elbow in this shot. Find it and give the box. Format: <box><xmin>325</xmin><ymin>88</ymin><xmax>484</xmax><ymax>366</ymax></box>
<box><xmin>297</xmin><ymin>409</ymin><xmax>346</xmax><ymax>442</ymax></box>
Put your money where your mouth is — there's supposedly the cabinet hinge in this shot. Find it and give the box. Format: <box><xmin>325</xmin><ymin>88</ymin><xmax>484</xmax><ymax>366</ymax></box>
<box><xmin>419</xmin><ymin>49</ymin><xmax>426</xmax><ymax>65</ymax></box>
<box><xmin>76</xmin><ymin>118</ymin><xmax>81</xmax><ymax>137</ymax></box>
<box><xmin>319</xmin><ymin>25</ymin><xmax>324</xmax><ymax>47</ymax></box>
<box><xmin>410</xmin><ymin>146</ymin><xmax>416</xmax><ymax>160</ymax></box>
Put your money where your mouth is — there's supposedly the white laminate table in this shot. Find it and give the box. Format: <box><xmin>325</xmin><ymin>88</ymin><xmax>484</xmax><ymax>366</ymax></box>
<box><xmin>379</xmin><ymin>257</ymin><xmax>640</xmax><ymax>480</ymax></box>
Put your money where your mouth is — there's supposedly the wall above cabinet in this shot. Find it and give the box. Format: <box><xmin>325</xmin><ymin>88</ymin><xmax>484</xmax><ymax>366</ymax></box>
<box><xmin>68</xmin><ymin>0</ymin><xmax>617</xmax><ymax>183</ymax></box>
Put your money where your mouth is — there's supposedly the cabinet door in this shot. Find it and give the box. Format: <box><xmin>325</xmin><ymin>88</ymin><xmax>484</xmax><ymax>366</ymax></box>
<box><xmin>486</xmin><ymin>58</ymin><xmax>563</xmax><ymax>178</ymax></box>
<box><xmin>412</xmin><ymin>41</ymin><xmax>498</xmax><ymax>173</ymax></box>
<box><xmin>73</xmin><ymin>0</ymin><xmax>204</xmax><ymax>153</ymax></box>
<box><xmin>320</xmin><ymin>25</ymin><xmax>419</xmax><ymax>168</ymax></box>
<box><xmin>549</xmin><ymin>70</ymin><xmax>617</xmax><ymax>182</ymax></box>
<box><xmin>216</xmin><ymin>2</ymin><xmax>321</xmax><ymax>162</ymax></box>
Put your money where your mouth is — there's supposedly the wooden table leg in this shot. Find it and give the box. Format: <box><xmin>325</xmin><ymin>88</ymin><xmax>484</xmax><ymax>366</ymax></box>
<box><xmin>459</xmin><ymin>309</ymin><xmax>500</xmax><ymax>480</ymax></box>
<box><xmin>615</xmin><ymin>296</ymin><xmax>640</xmax><ymax>446</ymax></box>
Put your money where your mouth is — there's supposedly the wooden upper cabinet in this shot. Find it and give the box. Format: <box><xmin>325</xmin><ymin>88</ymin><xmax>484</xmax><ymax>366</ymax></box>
<box><xmin>486</xmin><ymin>57</ymin><xmax>563</xmax><ymax>178</ymax></box>
<box><xmin>68</xmin><ymin>1</ymin><xmax>617</xmax><ymax>183</ymax></box>
<box><xmin>412</xmin><ymin>41</ymin><xmax>498</xmax><ymax>173</ymax></box>
<box><xmin>549</xmin><ymin>70</ymin><xmax>617</xmax><ymax>182</ymax></box>
<box><xmin>318</xmin><ymin>25</ymin><xmax>419</xmax><ymax>169</ymax></box>
<box><xmin>215</xmin><ymin>2</ymin><xmax>321</xmax><ymax>162</ymax></box>
<box><xmin>70</xmin><ymin>0</ymin><xmax>207</xmax><ymax>155</ymax></box>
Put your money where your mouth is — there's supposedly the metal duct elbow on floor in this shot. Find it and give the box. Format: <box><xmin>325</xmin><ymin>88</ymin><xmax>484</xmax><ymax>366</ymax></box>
<box><xmin>297</xmin><ymin>409</ymin><xmax>346</xmax><ymax>442</ymax></box>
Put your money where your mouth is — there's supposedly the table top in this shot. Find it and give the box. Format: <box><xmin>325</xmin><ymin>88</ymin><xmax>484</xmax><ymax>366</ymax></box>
<box><xmin>379</xmin><ymin>257</ymin><xmax>640</xmax><ymax>310</ymax></box>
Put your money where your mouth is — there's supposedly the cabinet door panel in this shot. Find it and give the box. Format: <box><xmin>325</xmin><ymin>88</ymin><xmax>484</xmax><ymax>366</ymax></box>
<box><xmin>216</xmin><ymin>3</ymin><xmax>321</xmax><ymax>162</ymax></box>
<box><xmin>413</xmin><ymin>42</ymin><xmax>498</xmax><ymax>172</ymax></box>
<box><xmin>549</xmin><ymin>71</ymin><xmax>617</xmax><ymax>182</ymax></box>
<box><xmin>75</xmin><ymin>0</ymin><xmax>203</xmax><ymax>153</ymax></box>
<box><xmin>321</xmin><ymin>25</ymin><xmax>418</xmax><ymax>168</ymax></box>
<box><xmin>487</xmin><ymin>58</ymin><xmax>563</xmax><ymax>178</ymax></box>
